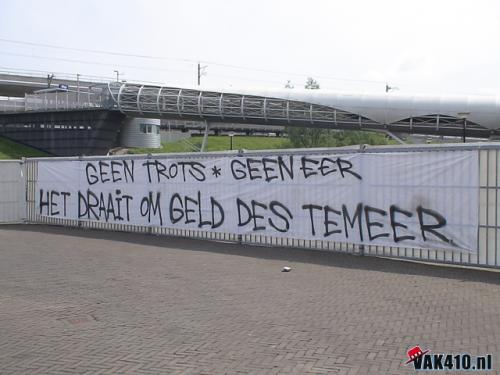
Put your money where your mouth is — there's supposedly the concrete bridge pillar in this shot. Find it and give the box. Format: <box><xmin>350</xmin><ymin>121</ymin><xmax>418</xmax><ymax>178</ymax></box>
<box><xmin>119</xmin><ymin>118</ymin><xmax>161</xmax><ymax>149</ymax></box>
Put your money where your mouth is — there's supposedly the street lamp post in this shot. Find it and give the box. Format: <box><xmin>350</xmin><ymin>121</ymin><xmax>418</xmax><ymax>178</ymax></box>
<box><xmin>197</xmin><ymin>63</ymin><xmax>207</xmax><ymax>86</ymax></box>
<box><xmin>457</xmin><ymin>112</ymin><xmax>471</xmax><ymax>143</ymax></box>
<box><xmin>114</xmin><ymin>70</ymin><xmax>120</xmax><ymax>82</ymax></box>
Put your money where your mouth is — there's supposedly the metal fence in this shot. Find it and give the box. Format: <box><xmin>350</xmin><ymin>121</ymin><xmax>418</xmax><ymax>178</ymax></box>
<box><xmin>24</xmin><ymin>91</ymin><xmax>109</xmax><ymax>111</ymax></box>
<box><xmin>14</xmin><ymin>142</ymin><xmax>500</xmax><ymax>269</ymax></box>
<box><xmin>0</xmin><ymin>160</ymin><xmax>25</xmax><ymax>223</ymax></box>
<box><xmin>0</xmin><ymin>98</ymin><xmax>25</xmax><ymax>112</ymax></box>
<box><xmin>0</xmin><ymin>88</ymin><xmax>113</xmax><ymax>114</ymax></box>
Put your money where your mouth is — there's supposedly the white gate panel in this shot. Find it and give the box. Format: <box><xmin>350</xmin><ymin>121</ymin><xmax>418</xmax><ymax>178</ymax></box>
<box><xmin>0</xmin><ymin>161</ymin><xmax>25</xmax><ymax>223</ymax></box>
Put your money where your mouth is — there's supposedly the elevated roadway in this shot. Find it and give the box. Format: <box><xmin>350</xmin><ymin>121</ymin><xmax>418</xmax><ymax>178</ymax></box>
<box><xmin>0</xmin><ymin>72</ymin><xmax>103</xmax><ymax>97</ymax></box>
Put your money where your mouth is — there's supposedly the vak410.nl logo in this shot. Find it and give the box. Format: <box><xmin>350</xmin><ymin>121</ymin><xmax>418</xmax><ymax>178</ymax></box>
<box><xmin>404</xmin><ymin>345</ymin><xmax>493</xmax><ymax>371</ymax></box>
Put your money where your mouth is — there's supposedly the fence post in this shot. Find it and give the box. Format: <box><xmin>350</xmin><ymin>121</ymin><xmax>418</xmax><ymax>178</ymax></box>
<box><xmin>21</xmin><ymin>157</ymin><xmax>28</xmax><ymax>223</ymax></box>
<box><xmin>77</xmin><ymin>155</ymin><xmax>83</xmax><ymax>229</ymax></box>
<box><xmin>147</xmin><ymin>153</ymin><xmax>153</xmax><ymax>235</ymax></box>
<box><xmin>356</xmin><ymin>144</ymin><xmax>367</xmax><ymax>256</ymax></box>
<box><xmin>237</xmin><ymin>148</ymin><xmax>245</xmax><ymax>245</ymax></box>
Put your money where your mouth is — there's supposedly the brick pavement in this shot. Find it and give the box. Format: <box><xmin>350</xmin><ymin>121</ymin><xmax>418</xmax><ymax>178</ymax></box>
<box><xmin>0</xmin><ymin>225</ymin><xmax>499</xmax><ymax>374</ymax></box>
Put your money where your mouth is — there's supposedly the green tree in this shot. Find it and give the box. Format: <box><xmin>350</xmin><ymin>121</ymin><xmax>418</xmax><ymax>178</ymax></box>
<box><xmin>286</xmin><ymin>78</ymin><xmax>390</xmax><ymax>148</ymax></box>
<box><xmin>305</xmin><ymin>77</ymin><xmax>320</xmax><ymax>89</ymax></box>
<box><xmin>287</xmin><ymin>77</ymin><xmax>329</xmax><ymax>148</ymax></box>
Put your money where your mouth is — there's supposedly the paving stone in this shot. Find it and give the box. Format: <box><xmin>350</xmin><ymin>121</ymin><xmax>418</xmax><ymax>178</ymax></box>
<box><xmin>0</xmin><ymin>225</ymin><xmax>499</xmax><ymax>374</ymax></box>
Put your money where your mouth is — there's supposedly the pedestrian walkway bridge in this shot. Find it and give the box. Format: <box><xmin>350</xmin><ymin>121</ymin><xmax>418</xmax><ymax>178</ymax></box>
<box><xmin>1</xmin><ymin>81</ymin><xmax>500</xmax><ymax>138</ymax></box>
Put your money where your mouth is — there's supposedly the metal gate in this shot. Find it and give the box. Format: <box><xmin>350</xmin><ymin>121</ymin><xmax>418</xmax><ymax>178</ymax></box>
<box><xmin>21</xmin><ymin>143</ymin><xmax>500</xmax><ymax>269</ymax></box>
<box><xmin>0</xmin><ymin>160</ymin><xmax>25</xmax><ymax>223</ymax></box>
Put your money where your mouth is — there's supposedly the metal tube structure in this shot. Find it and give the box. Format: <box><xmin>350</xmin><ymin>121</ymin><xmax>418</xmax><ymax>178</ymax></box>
<box><xmin>106</xmin><ymin>83</ymin><xmax>498</xmax><ymax>138</ymax></box>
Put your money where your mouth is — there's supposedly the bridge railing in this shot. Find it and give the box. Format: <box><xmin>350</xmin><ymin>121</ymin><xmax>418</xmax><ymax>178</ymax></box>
<box><xmin>24</xmin><ymin>90</ymin><xmax>109</xmax><ymax>111</ymax></box>
<box><xmin>0</xmin><ymin>98</ymin><xmax>25</xmax><ymax>112</ymax></box>
<box><xmin>0</xmin><ymin>86</ymin><xmax>115</xmax><ymax>113</ymax></box>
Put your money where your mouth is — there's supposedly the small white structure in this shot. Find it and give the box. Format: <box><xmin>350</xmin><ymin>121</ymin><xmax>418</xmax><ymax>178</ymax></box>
<box><xmin>120</xmin><ymin>118</ymin><xmax>161</xmax><ymax>148</ymax></box>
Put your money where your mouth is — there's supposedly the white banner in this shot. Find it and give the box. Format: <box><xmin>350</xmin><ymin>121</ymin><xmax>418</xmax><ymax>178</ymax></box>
<box><xmin>36</xmin><ymin>150</ymin><xmax>479</xmax><ymax>252</ymax></box>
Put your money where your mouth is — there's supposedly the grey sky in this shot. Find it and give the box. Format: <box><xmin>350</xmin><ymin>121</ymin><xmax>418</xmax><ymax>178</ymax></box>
<box><xmin>1</xmin><ymin>0</ymin><xmax>499</xmax><ymax>95</ymax></box>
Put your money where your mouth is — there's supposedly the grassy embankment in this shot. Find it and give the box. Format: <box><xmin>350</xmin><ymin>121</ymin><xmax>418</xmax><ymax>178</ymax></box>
<box><xmin>129</xmin><ymin>131</ymin><xmax>394</xmax><ymax>155</ymax></box>
<box><xmin>128</xmin><ymin>135</ymin><xmax>290</xmax><ymax>154</ymax></box>
<box><xmin>0</xmin><ymin>133</ymin><xmax>393</xmax><ymax>159</ymax></box>
<box><xmin>0</xmin><ymin>137</ymin><xmax>49</xmax><ymax>159</ymax></box>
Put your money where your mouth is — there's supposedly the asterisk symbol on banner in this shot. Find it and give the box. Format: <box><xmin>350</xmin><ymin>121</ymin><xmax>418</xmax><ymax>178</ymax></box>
<box><xmin>211</xmin><ymin>165</ymin><xmax>222</xmax><ymax>178</ymax></box>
